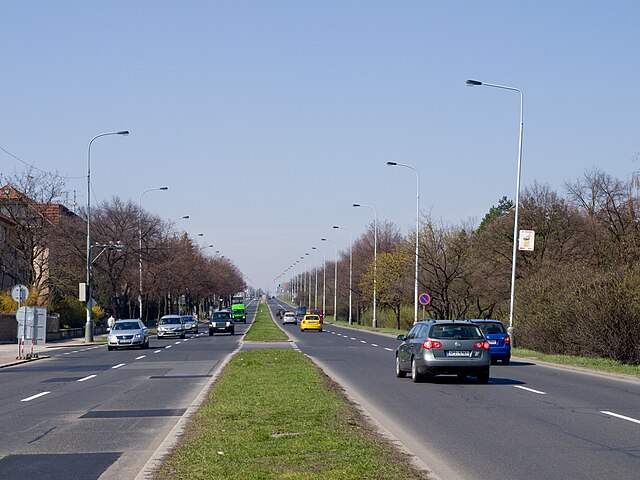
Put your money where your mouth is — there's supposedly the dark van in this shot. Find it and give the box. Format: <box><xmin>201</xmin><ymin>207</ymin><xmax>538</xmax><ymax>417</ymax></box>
<box><xmin>295</xmin><ymin>306</ymin><xmax>307</xmax><ymax>322</ymax></box>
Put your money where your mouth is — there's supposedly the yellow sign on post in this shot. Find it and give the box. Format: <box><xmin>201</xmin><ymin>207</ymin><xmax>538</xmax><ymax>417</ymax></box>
<box><xmin>518</xmin><ymin>230</ymin><xmax>535</xmax><ymax>251</ymax></box>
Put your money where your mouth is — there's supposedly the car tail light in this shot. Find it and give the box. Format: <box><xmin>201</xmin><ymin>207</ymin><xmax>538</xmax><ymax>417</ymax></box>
<box><xmin>504</xmin><ymin>335</ymin><xmax>511</xmax><ymax>345</ymax></box>
<box><xmin>422</xmin><ymin>340</ymin><xmax>443</xmax><ymax>350</ymax></box>
<box><xmin>474</xmin><ymin>341</ymin><xmax>490</xmax><ymax>350</ymax></box>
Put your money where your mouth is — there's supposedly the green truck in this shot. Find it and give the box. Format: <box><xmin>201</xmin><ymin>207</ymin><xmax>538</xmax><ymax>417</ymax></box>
<box><xmin>231</xmin><ymin>303</ymin><xmax>246</xmax><ymax>323</ymax></box>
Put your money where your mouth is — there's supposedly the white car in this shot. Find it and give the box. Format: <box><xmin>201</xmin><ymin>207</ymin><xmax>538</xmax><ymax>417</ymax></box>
<box><xmin>108</xmin><ymin>319</ymin><xmax>149</xmax><ymax>350</ymax></box>
<box><xmin>282</xmin><ymin>311</ymin><xmax>297</xmax><ymax>325</ymax></box>
<box><xmin>157</xmin><ymin>315</ymin><xmax>186</xmax><ymax>339</ymax></box>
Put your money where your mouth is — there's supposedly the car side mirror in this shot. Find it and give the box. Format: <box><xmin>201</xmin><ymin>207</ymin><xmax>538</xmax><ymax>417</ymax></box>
<box><xmin>396</xmin><ymin>334</ymin><xmax>406</xmax><ymax>341</ymax></box>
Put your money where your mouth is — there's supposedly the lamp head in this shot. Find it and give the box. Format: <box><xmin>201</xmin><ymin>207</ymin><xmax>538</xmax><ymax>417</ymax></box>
<box><xmin>183</xmin><ymin>215</ymin><xmax>190</xmax><ymax>219</ymax></box>
<box><xmin>116</xmin><ymin>130</ymin><xmax>130</xmax><ymax>136</ymax></box>
<box><xmin>386</xmin><ymin>162</ymin><xmax>397</xmax><ymax>166</ymax></box>
<box><xmin>466</xmin><ymin>79</ymin><xmax>482</xmax><ymax>86</ymax></box>
<box><xmin>332</xmin><ymin>225</ymin><xmax>339</xmax><ymax>229</ymax></box>
<box><xmin>159</xmin><ymin>186</ymin><xmax>169</xmax><ymax>191</ymax></box>
<box><xmin>352</xmin><ymin>203</ymin><xmax>360</xmax><ymax>207</ymax></box>
<box><xmin>321</xmin><ymin>238</ymin><xmax>327</xmax><ymax>241</ymax></box>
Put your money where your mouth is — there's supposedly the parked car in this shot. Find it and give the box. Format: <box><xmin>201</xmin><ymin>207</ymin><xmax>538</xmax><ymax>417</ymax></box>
<box><xmin>395</xmin><ymin>320</ymin><xmax>491</xmax><ymax>383</ymax></box>
<box><xmin>107</xmin><ymin>319</ymin><xmax>149</xmax><ymax>350</ymax></box>
<box><xmin>181</xmin><ymin>315</ymin><xmax>199</xmax><ymax>334</ymax></box>
<box><xmin>300</xmin><ymin>314</ymin><xmax>322</xmax><ymax>332</ymax></box>
<box><xmin>295</xmin><ymin>305</ymin><xmax>308</xmax><ymax>322</ymax></box>
<box><xmin>471</xmin><ymin>319</ymin><xmax>511</xmax><ymax>364</ymax></box>
<box><xmin>157</xmin><ymin>315</ymin><xmax>186</xmax><ymax>339</ymax></box>
<box><xmin>209</xmin><ymin>311</ymin><xmax>234</xmax><ymax>335</ymax></box>
<box><xmin>282</xmin><ymin>311</ymin><xmax>297</xmax><ymax>325</ymax></box>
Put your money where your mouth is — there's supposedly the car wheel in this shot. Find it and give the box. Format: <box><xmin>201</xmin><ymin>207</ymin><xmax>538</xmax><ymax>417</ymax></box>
<box><xmin>502</xmin><ymin>358</ymin><xmax>511</xmax><ymax>365</ymax></box>
<box><xmin>107</xmin><ymin>345</ymin><xmax>113</xmax><ymax>351</ymax></box>
<box><xmin>477</xmin><ymin>369</ymin><xmax>490</xmax><ymax>384</ymax></box>
<box><xmin>181</xmin><ymin>332</ymin><xmax>186</xmax><ymax>339</ymax></box>
<box><xmin>457</xmin><ymin>372</ymin><xmax>467</xmax><ymax>382</ymax></box>
<box><xmin>230</xmin><ymin>329</ymin><xmax>235</xmax><ymax>335</ymax></box>
<box><xmin>209</xmin><ymin>330</ymin><xmax>213</xmax><ymax>336</ymax></box>
<box><xmin>411</xmin><ymin>357</ymin><xmax>423</xmax><ymax>383</ymax></box>
<box><xmin>491</xmin><ymin>358</ymin><xmax>498</xmax><ymax>365</ymax></box>
<box><xmin>395</xmin><ymin>356</ymin><xmax>407</xmax><ymax>378</ymax></box>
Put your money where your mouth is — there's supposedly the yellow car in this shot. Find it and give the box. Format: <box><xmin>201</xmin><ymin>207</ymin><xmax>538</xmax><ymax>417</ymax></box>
<box><xmin>300</xmin><ymin>314</ymin><xmax>323</xmax><ymax>332</ymax></box>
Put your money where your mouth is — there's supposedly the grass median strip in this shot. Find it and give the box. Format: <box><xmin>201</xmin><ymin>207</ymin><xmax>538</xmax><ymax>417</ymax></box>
<box><xmin>156</xmin><ymin>348</ymin><xmax>427</xmax><ymax>479</ymax></box>
<box><xmin>244</xmin><ymin>303</ymin><xmax>288</xmax><ymax>342</ymax></box>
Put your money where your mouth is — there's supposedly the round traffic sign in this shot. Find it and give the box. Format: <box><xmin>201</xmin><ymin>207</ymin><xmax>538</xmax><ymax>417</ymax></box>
<box><xmin>419</xmin><ymin>293</ymin><xmax>430</xmax><ymax>305</ymax></box>
<box><xmin>11</xmin><ymin>284</ymin><xmax>29</xmax><ymax>303</ymax></box>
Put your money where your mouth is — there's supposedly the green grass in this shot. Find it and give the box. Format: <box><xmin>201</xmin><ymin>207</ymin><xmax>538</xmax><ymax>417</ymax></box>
<box><xmin>156</xmin><ymin>349</ymin><xmax>426</xmax><ymax>479</ymax></box>
<box><xmin>512</xmin><ymin>348</ymin><xmax>640</xmax><ymax>377</ymax></box>
<box><xmin>243</xmin><ymin>302</ymin><xmax>288</xmax><ymax>342</ymax></box>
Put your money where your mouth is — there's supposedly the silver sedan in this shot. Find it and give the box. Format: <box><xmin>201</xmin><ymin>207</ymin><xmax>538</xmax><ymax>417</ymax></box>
<box><xmin>107</xmin><ymin>319</ymin><xmax>150</xmax><ymax>350</ymax></box>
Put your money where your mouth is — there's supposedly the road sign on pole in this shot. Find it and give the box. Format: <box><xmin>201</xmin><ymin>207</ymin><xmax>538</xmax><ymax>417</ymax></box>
<box><xmin>11</xmin><ymin>284</ymin><xmax>29</xmax><ymax>303</ymax></box>
<box><xmin>419</xmin><ymin>293</ymin><xmax>431</xmax><ymax>306</ymax></box>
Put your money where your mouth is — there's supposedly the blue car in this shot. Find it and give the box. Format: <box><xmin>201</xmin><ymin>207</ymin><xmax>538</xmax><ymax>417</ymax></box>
<box><xmin>471</xmin><ymin>320</ymin><xmax>511</xmax><ymax>365</ymax></box>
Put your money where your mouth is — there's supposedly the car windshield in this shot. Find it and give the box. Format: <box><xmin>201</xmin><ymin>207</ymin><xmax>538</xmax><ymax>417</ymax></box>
<box><xmin>477</xmin><ymin>323</ymin><xmax>506</xmax><ymax>335</ymax></box>
<box><xmin>430</xmin><ymin>324</ymin><xmax>483</xmax><ymax>340</ymax></box>
<box><xmin>113</xmin><ymin>322</ymin><xmax>140</xmax><ymax>330</ymax></box>
<box><xmin>211</xmin><ymin>312</ymin><xmax>231</xmax><ymax>320</ymax></box>
<box><xmin>160</xmin><ymin>317</ymin><xmax>181</xmax><ymax>325</ymax></box>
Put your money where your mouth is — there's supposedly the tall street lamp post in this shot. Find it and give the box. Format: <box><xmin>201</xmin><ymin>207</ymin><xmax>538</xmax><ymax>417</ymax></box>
<box><xmin>311</xmin><ymin>246</ymin><xmax>318</xmax><ymax>310</ymax></box>
<box><xmin>85</xmin><ymin>130</ymin><xmax>129</xmax><ymax>343</ymax></box>
<box><xmin>466</xmin><ymin>79</ymin><xmax>523</xmax><ymax>340</ymax></box>
<box><xmin>139</xmin><ymin>186</ymin><xmax>168</xmax><ymax>320</ymax></box>
<box><xmin>333</xmin><ymin>225</ymin><xmax>352</xmax><ymax>324</ymax></box>
<box><xmin>321</xmin><ymin>238</ymin><xmax>338</xmax><ymax>322</ymax></box>
<box><xmin>353</xmin><ymin>203</ymin><xmax>377</xmax><ymax>328</ymax></box>
<box><xmin>386</xmin><ymin>162</ymin><xmax>420</xmax><ymax>324</ymax></box>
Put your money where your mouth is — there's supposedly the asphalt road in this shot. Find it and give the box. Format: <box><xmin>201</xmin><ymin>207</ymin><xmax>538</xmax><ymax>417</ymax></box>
<box><xmin>0</xmin><ymin>299</ymin><xmax>258</xmax><ymax>480</ymax></box>
<box><xmin>268</xmin><ymin>298</ymin><xmax>640</xmax><ymax>480</ymax></box>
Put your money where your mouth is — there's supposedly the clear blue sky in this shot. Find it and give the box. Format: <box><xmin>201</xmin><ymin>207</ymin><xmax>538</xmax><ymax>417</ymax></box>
<box><xmin>2</xmin><ymin>1</ymin><xmax>639</xmax><ymax>291</ymax></box>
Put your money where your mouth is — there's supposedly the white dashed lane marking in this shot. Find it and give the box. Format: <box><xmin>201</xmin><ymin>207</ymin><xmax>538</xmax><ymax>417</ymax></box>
<box><xmin>514</xmin><ymin>385</ymin><xmax>546</xmax><ymax>395</ymax></box>
<box><xmin>21</xmin><ymin>392</ymin><xmax>50</xmax><ymax>402</ymax></box>
<box><xmin>601</xmin><ymin>411</ymin><xmax>640</xmax><ymax>425</ymax></box>
<box><xmin>384</xmin><ymin>348</ymin><xmax>393</xmax><ymax>352</ymax></box>
<box><xmin>153</xmin><ymin>350</ymin><xmax>161</xmax><ymax>354</ymax></box>
<box><xmin>135</xmin><ymin>355</ymin><xmax>146</xmax><ymax>360</ymax></box>
<box><xmin>371</xmin><ymin>344</ymin><xmax>378</xmax><ymax>347</ymax></box>
<box><xmin>77</xmin><ymin>375</ymin><xmax>96</xmax><ymax>382</ymax></box>
<box><xmin>111</xmin><ymin>363</ymin><xmax>126</xmax><ymax>369</ymax></box>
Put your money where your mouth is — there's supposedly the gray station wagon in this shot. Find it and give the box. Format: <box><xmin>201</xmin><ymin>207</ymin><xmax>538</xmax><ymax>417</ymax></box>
<box><xmin>395</xmin><ymin>319</ymin><xmax>491</xmax><ymax>383</ymax></box>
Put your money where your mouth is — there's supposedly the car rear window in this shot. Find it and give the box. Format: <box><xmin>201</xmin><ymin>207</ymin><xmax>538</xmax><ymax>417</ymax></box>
<box><xmin>306</xmin><ymin>315</ymin><xmax>320</xmax><ymax>320</ymax></box>
<box><xmin>211</xmin><ymin>312</ymin><xmax>231</xmax><ymax>319</ymax></box>
<box><xmin>429</xmin><ymin>324</ymin><xmax>483</xmax><ymax>340</ymax></box>
<box><xmin>476</xmin><ymin>322</ymin><xmax>506</xmax><ymax>334</ymax></box>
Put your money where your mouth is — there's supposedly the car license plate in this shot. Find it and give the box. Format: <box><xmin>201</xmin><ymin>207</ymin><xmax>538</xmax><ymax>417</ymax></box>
<box><xmin>446</xmin><ymin>350</ymin><xmax>471</xmax><ymax>357</ymax></box>
<box><xmin>488</xmin><ymin>340</ymin><xmax>497</xmax><ymax>345</ymax></box>
<box><xmin>120</xmin><ymin>340</ymin><xmax>131</xmax><ymax>344</ymax></box>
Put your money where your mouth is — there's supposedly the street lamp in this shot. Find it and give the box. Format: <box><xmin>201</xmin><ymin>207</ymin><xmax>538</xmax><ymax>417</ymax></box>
<box><xmin>321</xmin><ymin>238</ymin><xmax>338</xmax><ymax>322</ymax></box>
<box><xmin>333</xmin><ymin>225</ymin><xmax>352</xmax><ymax>324</ymax></box>
<box><xmin>353</xmin><ymin>203</ymin><xmax>377</xmax><ymax>328</ymax></box>
<box><xmin>305</xmin><ymin>252</ymin><xmax>311</xmax><ymax>308</ymax></box>
<box><xmin>85</xmin><ymin>130</ymin><xmax>129</xmax><ymax>343</ymax></box>
<box><xmin>466</xmin><ymin>78</ymin><xmax>523</xmax><ymax>340</ymax></box>
<box><xmin>386</xmin><ymin>161</ymin><xmax>420</xmax><ymax>325</ymax></box>
<box><xmin>139</xmin><ymin>186</ymin><xmax>169</xmax><ymax>320</ymax></box>
<box><xmin>311</xmin><ymin>246</ymin><xmax>318</xmax><ymax>310</ymax></box>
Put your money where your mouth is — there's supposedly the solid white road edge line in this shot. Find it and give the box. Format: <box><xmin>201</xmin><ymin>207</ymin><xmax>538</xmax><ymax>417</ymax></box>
<box><xmin>601</xmin><ymin>411</ymin><xmax>640</xmax><ymax>425</ymax></box>
<box><xmin>77</xmin><ymin>374</ymin><xmax>97</xmax><ymax>382</ymax></box>
<box><xmin>21</xmin><ymin>392</ymin><xmax>50</xmax><ymax>402</ymax></box>
<box><xmin>514</xmin><ymin>385</ymin><xmax>546</xmax><ymax>395</ymax></box>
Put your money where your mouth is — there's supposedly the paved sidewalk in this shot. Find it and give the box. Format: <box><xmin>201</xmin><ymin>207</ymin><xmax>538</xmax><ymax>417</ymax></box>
<box><xmin>0</xmin><ymin>336</ymin><xmax>106</xmax><ymax>369</ymax></box>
